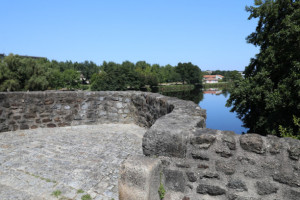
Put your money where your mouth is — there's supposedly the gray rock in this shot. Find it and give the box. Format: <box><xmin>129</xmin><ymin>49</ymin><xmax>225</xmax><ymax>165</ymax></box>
<box><xmin>256</xmin><ymin>181</ymin><xmax>278</xmax><ymax>195</ymax></box>
<box><xmin>215</xmin><ymin>160</ymin><xmax>236</xmax><ymax>175</ymax></box>
<box><xmin>191</xmin><ymin>151</ymin><xmax>209</xmax><ymax>160</ymax></box>
<box><xmin>227</xmin><ymin>180</ymin><xmax>248</xmax><ymax>192</ymax></box>
<box><xmin>283</xmin><ymin>189</ymin><xmax>300</xmax><ymax>200</ymax></box>
<box><xmin>228</xmin><ymin>193</ymin><xmax>262</xmax><ymax>200</ymax></box>
<box><xmin>222</xmin><ymin>131</ymin><xmax>237</xmax><ymax>150</ymax></box>
<box><xmin>240</xmin><ymin>134</ymin><xmax>265</xmax><ymax>154</ymax></box>
<box><xmin>190</xmin><ymin>129</ymin><xmax>217</xmax><ymax>149</ymax></box>
<box><xmin>200</xmin><ymin>172</ymin><xmax>220</xmax><ymax>179</ymax></box>
<box><xmin>176</xmin><ymin>163</ymin><xmax>191</xmax><ymax>168</ymax></box>
<box><xmin>267</xmin><ymin>136</ymin><xmax>282</xmax><ymax>154</ymax></box>
<box><xmin>216</xmin><ymin>146</ymin><xmax>232</xmax><ymax>158</ymax></box>
<box><xmin>164</xmin><ymin>169</ymin><xmax>186</xmax><ymax>192</ymax></box>
<box><xmin>287</xmin><ymin>138</ymin><xmax>300</xmax><ymax>160</ymax></box>
<box><xmin>186</xmin><ymin>172</ymin><xmax>197</xmax><ymax>182</ymax></box>
<box><xmin>272</xmin><ymin>171</ymin><xmax>300</xmax><ymax>187</ymax></box>
<box><xmin>196</xmin><ymin>184</ymin><xmax>226</xmax><ymax>196</ymax></box>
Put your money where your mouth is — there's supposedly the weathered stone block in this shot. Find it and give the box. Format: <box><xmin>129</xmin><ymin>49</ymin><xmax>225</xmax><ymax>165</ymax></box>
<box><xmin>176</xmin><ymin>163</ymin><xmax>191</xmax><ymax>168</ymax></box>
<box><xmin>65</xmin><ymin>114</ymin><xmax>73</xmax><ymax>122</ymax></box>
<box><xmin>58</xmin><ymin>122</ymin><xmax>71</xmax><ymax>127</ymax></box>
<box><xmin>31</xmin><ymin>125</ymin><xmax>38</xmax><ymax>129</ymax></box>
<box><xmin>216</xmin><ymin>146</ymin><xmax>232</xmax><ymax>158</ymax></box>
<box><xmin>198</xmin><ymin>164</ymin><xmax>209</xmax><ymax>169</ymax></box>
<box><xmin>215</xmin><ymin>160</ymin><xmax>236</xmax><ymax>175</ymax></box>
<box><xmin>20</xmin><ymin>124</ymin><xmax>29</xmax><ymax>130</ymax></box>
<box><xmin>54</xmin><ymin>117</ymin><xmax>60</xmax><ymax>122</ymax></box>
<box><xmin>256</xmin><ymin>181</ymin><xmax>278</xmax><ymax>195</ymax></box>
<box><xmin>64</xmin><ymin>105</ymin><xmax>71</xmax><ymax>110</ymax></box>
<box><xmin>283</xmin><ymin>189</ymin><xmax>300</xmax><ymax>200</ymax></box>
<box><xmin>200</xmin><ymin>172</ymin><xmax>220</xmax><ymax>179</ymax></box>
<box><xmin>24</xmin><ymin>113</ymin><xmax>36</xmax><ymax>119</ymax></box>
<box><xmin>119</xmin><ymin>155</ymin><xmax>161</xmax><ymax>200</ymax></box>
<box><xmin>240</xmin><ymin>134</ymin><xmax>265</xmax><ymax>154</ymax></box>
<box><xmin>52</xmin><ymin>104</ymin><xmax>61</xmax><ymax>110</ymax></box>
<box><xmin>227</xmin><ymin>194</ymin><xmax>261</xmax><ymax>200</ymax></box>
<box><xmin>0</xmin><ymin>124</ymin><xmax>9</xmax><ymax>132</ymax></box>
<box><xmin>227</xmin><ymin>180</ymin><xmax>248</xmax><ymax>192</ymax></box>
<box><xmin>222</xmin><ymin>131</ymin><xmax>236</xmax><ymax>150</ymax></box>
<box><xmin>42</xmin><ymin>118</ymin><xmax>52</xmax><ymax>123</ymax></box>
<box><xmin>9</xmin><ymin>121</ymin><xmax>16</xmax><ymax>125</ymax></box>
<box><xmin>40</xmin><ymin>113</ymin><xmax>50</xmax><ymax>118</ymax></box>
<box><xmin>190</xmin><ymin>133</ymin><xmax>216</xmax><ymax>149</ymax></box>
<box><xmin>191</xmin><ymin>151</ymin><xmax>209</xmax><ymax>160</ymax></box>
<box><xmin>164</xmin><ymin>169</ymin><xmax>186</xmax><ymax>192</ymax></box>
<box><xmin>13</xmin><ymin>115</ymin><xmax>21</xmax><ymax>120</ymax></box>
<box><xmin>47</xmin><ymin>123</ymin><xmax>56</xmax><ymax>128</ymax></box>
<box><xmin>196</xmin><ymin>184</ymin><xmax>226</xmax><ymax>196</ymax></box>
<box><xmin>116</xmin><ymin>102</ymin><xmax>123</xmax><ymax>109</ymax></box>
<box><xmin>272</xmin><ymin>171</ymin><xmax>300</xmax><ymax>187</ymax></box>
<box><xmin>287</xmin><ymin>139</ymin><xmax>300</xmax><ymax>160</ymax></box>
<box><xmin>44</xmin><ymin>99</ymin><xmax>54</xmax><ymax>105</ymax></box>
<box><xmin>186</xmin><ymin>172</ymin><xmax>197</xmax><ymax>182</ymax></box>
<box><xmin>267</xmin><ymin>135</ymin><xmax>282</xmax><ymax>154</ymax></box>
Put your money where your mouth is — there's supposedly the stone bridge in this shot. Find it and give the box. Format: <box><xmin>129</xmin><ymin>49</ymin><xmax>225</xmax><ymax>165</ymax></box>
<box><xmin>0</xmin><ymin>91</ymin><xmax>299</xmax><ymax>200</ymax></box>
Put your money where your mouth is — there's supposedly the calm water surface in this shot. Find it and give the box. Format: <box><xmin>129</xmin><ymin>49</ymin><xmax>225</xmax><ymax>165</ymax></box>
<box><xmin>160</xmin><ymin>87</ymin><xmax>248</xmax><ymax>134</ymax></box>
<box><xmin>199</xmin><ymin>89</ymin><xmax>248</xmax><ymax>134</ymax></box>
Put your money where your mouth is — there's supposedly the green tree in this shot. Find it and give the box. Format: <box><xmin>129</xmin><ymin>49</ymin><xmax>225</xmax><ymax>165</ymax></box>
<box><xmin>90</xmin><ymin>72</ymin><xmax>112</xmax><ymax>91</ymax></box>
<box><xmin>227</xmin><ymin>0</ymin><xmax>300</xmax><ymax>137</ymax></box>
<box><xmin>62</xmin><ymin>69</ymin><xmax>80</xmax><ymax>90</ymax></box>
<box><xmin>175</xmin><ymin>62</ymin><xmax>201</xmax><ymax>84</ymax></box>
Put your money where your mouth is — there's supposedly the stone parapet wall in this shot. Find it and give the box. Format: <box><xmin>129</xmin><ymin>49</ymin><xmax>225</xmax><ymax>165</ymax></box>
<box><xmin>0</xmin><ymin>91</ymin><xmax>205</xmax><ymax>134</ymax></box>
<box><xmin>0</xmin><ymin>91</ymin><xmax>135</xmax><ymax>132</ymax></box>
<box><xmin>120</xmin><ymin>129</ymin><xmax>300</xmax><ymax>200</ymax></box>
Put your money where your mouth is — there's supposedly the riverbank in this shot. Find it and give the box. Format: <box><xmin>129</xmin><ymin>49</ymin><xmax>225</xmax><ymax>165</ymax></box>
<box><xmin>156</xmin><ymin>84</ymin><xmax>195</xmax><ymax>92</ymax></box>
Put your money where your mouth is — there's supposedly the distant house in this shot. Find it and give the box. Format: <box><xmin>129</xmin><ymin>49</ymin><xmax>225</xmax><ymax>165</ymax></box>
<box><xmin>203</xmin><ymin>75</ymin><xmax>224</xmax><ymax>84</ymax></box>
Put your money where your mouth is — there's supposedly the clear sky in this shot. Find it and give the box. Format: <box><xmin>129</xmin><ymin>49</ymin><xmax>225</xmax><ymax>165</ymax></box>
<box><xmin>1</xmin><ymin>0</ymin><xmax>258</xmax><ymax>71</ymax></box>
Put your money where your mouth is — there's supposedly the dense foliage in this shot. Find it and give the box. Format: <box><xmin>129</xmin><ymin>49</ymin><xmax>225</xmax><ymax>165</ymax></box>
<box><xmin>91</xmin><ymin>61</ymin><xmax>202</xmax><ymax>91</ymax></box>
<box><xmin>227</xmin><ymin>0</ymin><xmax>300</xmax><ymax>137</ymax></box>
<box><xmin>0</xmin><ymin>54</ymin><xmax>96</xmax><ymax>91</ymax></box>
<box><xmin>175</xmin><ymin>62</ymin><xmax>202</xmax><ymax>84</ymax></box>
<box><xmin>0</xmin><ymin>54</ymin><xmax>203</xmax><ymax>92</ymax></box>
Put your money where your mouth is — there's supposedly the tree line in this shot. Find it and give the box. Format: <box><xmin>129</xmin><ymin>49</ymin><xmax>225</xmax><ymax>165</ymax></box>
<box><xmin>0</xmin><ymin>54</ymin><xmax>202</xmax><ymax>92</ymax></box>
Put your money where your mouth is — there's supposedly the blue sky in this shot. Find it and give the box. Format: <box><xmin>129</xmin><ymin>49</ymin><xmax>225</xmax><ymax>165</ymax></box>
<box><xmin>1</xmin><ymin>0</ymin><xmax>258</xmax><ymax>71</ymax></box>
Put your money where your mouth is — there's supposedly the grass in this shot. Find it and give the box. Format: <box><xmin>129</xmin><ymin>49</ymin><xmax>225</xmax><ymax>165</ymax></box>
<box><xmin>77</xmin><ymin>189</ymin><xmax>84</xmax><ymax>193</ymax></box>
<box><xmin>52</xmin><ymin>190</ymin><xmax>62</xmax><ymax>198</ymax></box>
<box><xmin>158</xmin><ymin>172</ymin><xmax>166</xmax><ymax>200</ymax></box>
<box><xmin>81</xmin><ymin>194</ymin><xmax>92</xmax><ymax>200</ymax></box>
<box><xmin>24</xmin><ymin>171</ymin><xmax>56</xmax><ymax>183</ymax></box>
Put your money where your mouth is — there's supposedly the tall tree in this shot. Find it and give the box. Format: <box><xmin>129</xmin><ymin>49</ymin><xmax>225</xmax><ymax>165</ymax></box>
<box><xmin>227</xmin><ymin>0</ymin><xmax>300</xmax><ymax>137</ymax></box>
<box><xmin>175</xmin><ymin>62</ymin><xmax>201</xmax><ymax>84</ymax></box>
<box><xmin>62</xmin><ymin>69</ymin><xmax>80</xmax><ymax>90</ymax></box>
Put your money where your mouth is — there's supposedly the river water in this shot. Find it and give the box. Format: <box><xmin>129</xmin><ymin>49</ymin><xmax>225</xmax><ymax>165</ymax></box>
<box><xmin>160</xmin><ymin>87</ymin><xmax>248</xmax><ymax>134</ymax></box>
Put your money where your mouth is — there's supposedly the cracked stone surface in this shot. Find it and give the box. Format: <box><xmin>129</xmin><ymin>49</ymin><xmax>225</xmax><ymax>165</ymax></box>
<box><xmin>0</xmin><ymin>124</ymin><xmax>146</xmax><ymax>200</ymax></box>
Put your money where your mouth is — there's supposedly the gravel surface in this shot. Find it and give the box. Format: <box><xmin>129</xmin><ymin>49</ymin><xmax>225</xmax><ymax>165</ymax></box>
<box><xmin>0</xmin><ymin>124</ymin><xmax>146</xmax><ymax>200</ymax></box>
